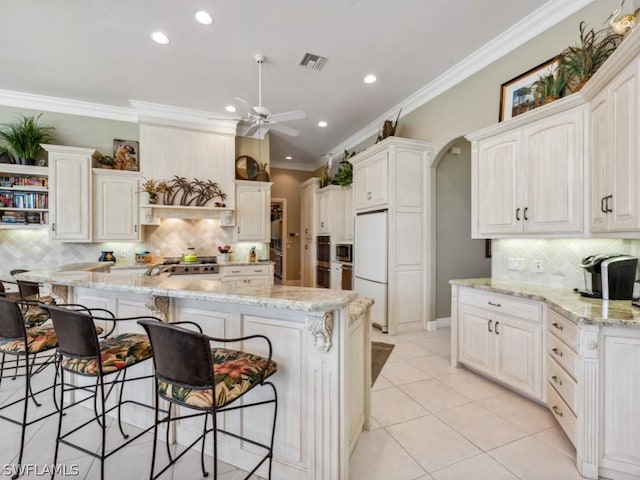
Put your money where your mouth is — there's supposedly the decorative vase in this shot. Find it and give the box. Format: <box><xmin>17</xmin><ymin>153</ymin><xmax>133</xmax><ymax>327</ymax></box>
<box><xmin>218</xmin><ymin>253</ymin><xmax>229</xmax><ymax>264</ymax></box>
<box><xmin>148</xmin><ymin>193</ymin><xmax>158</xmax><ymax>205</ymax></box>
<box><xmin>98</xmin><ymin>251</ymin><xmax>116</xmax><ymax>262</ymax></box>
<box><xmin>255</xmin><ymin>170</ymin><xmax>270</xmax><ymax>182</ymax></box>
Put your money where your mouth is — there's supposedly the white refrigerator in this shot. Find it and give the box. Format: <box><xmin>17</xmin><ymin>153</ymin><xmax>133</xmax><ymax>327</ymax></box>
<box><xmin>353</xmin><ymin>210</ymin><xmax>388</xmax><ymax>332</ymax></box>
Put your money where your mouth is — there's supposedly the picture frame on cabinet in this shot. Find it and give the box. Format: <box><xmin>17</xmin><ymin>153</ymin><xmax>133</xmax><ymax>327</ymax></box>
<box><xmin>499</xmin><ymin>57</ymin><xmax>559</xmax><ymax>122</ymax></box>
<box><xmin>112</xmin><ymin>139</ymin><xmax>139</xmax><ymax>171</ymax></box>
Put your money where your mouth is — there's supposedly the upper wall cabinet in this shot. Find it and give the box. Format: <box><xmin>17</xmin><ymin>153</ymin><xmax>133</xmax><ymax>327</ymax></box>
<box><xmin>43</xmin><ymin>145</ymin><xmax>94</xmax><ymax>242</ymax></box>
<box><xmin>354</xmin><ymin>150</ymin><xmax>388</xmax><ymax>211</ymax></box>
<box><xmin>93</xmin><ymin>170</ymin><xmax>140</xmax><ymax>242</ymax></box>
<box><xmin>471</xmin><ymin>106</ymin><xmax>584</xmax><ymax>238</ymax></box>
<box><xmin>234</xmin><ymin>180</ymin><xmax>271</xmax><ymax>242</ymax></box>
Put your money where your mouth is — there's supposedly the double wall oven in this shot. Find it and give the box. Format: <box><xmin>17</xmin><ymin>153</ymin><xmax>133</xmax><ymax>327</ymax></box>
<box><xmin>316</xmin><ymin>235</ymin><xmax>331</xmax><ymax>288</ymax></box>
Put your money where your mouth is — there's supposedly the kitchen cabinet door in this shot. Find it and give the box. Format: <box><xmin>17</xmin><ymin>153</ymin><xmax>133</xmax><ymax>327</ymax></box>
<box><xmin>344</xmin><ymin>187</ymin><xmax>354</xmax><ymax>242</ymax></box>
<box><xmin>301</xmin><ymin>238</ymin><xmax>315</xmax><ymax>287</ymax></box>
<box><xmin>93</xmin><ymin>171</ymin><xmax>139</xmax><ymax>241</ymax></box>
<box><xmin>235</xmin><ymin>181</ymin><xmax>270</xmax><ymax>242</ymax></box>
<box><xmin>523</xmin><ymin>109</ymin><xmax>583</xmax><ymax>234</ymax></box>
<box><xmin>475</xmin><ymin>131</ymin><xmax>522</xmax><ymax>236</ymax></box>
<box><xmin>300</xmin><ymin>178</ymin><xmax>318</xmax><ymax>239</ymax></box>
<box><xmin>457</xmin><ymin>304</ymin><xmax>494</xmax><ymax>376</ymax></box>
<box><xmin>353</xmin><ymin>150</ymin><xmax>388</xmax><ymax>211</ymax></box>
<box><xmin>590</xmin><ymin>90</ymin><xmax>611</xmax><ymax>232</ymax></box>
<box><xmin>45</xmin><ymin>145</ymin><xmax>94</xmax><ymax>242</ymax></box>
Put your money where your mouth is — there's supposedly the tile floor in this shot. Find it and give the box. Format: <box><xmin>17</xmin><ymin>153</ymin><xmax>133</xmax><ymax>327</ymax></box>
<box><xmin>349</xmin><ymin>328</ymin><xmax>586</xmax><ymax>480</ymax></box>
<box><xmin>0</xmin><ymin>327</ymin><xmax>586</xmax><ymax>480</ymax></box>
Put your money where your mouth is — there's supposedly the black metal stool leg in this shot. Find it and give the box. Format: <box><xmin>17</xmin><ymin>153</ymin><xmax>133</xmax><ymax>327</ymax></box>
<box><xmin>52</xmin><ymin>366</ymin><xmax>65</xmax><ymax>480</ymax></box>
<box><xmin>201</xmin><ymin>414</ymin><xmax>209</xmax><ymax>477</ymax></box>
<box><xmin>267</xmin><ymin>382</ymin><xmax>279</xmax><ymax>480</ymax></box>
<box><xmin>212</xmin><ymin>412</ymin><xmax>218</xmax><ymax>479</ymax></box>
<box><xmin>99</xmin><ymin>376</ymin><xmax>107</xmax><ymax>480</ymax></box>
<box><xmin>149</xmin><ymin>389</ymin><xmax>159</xmax><ymax>480</ymax></box>
<box><xmin>116</xmin><ymin>369</ymin><xmax>129</xmax><ymax>439</ymax></box>
<box><xmin>0</xmin><ymin>352</ymin><xmax>5</xmax><ymax>388</ymax></box>
<box><xmin>27</xmin><ymin>353</ymin><xmax>42</xmax><ymax>408</ymax></box>
<box><xmin>12</xmin><ymin>355</ymin><xmax>30</xmax><ymax>480</ymax></box>
<box><xmin>165</xmin><ymin>405</ymin><xmax>173</xmax><ymax>463</ymax></box>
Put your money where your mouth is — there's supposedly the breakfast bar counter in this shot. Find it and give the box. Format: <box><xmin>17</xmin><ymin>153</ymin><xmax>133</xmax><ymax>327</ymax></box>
<box><xmin>17</xmin><ymin>263</ymin><xmax>372</xmax><ymax>480</ymax></box>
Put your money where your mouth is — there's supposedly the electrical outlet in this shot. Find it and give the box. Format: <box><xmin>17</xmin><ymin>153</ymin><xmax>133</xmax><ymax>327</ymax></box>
<box><xmin>508</xmin><ymin>258</ymin><xmax>524</xmax><ymax>271</ymax></box>
<box><xmin>119</xmin><ymin>249</ymin><xmax>128</xmax><ymax>258</ymax></box>
<box><xmin>534</xmin><ymin>259</ymin><xmax>544</xmax><ymax>273</ymax></box>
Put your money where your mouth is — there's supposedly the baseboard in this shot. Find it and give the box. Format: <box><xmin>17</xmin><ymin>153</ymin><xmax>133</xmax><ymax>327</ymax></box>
<box><xmin>283</xmin><ymin>279</ymin><xmax>301</xmax><ymax>286</ymax></box>
<box><xmin>427</xmin><ymin>317</ymin><xmax>451</xmax><ymax>331</ymax></box>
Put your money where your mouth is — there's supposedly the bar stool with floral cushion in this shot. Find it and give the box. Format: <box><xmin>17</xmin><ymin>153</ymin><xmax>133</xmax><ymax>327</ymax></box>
<box><xmin>138</xmin><ymin>319</ymin><xmax>278</xmax><ymax>480</ymax></box>
<box><xmin>46</xmin><ymin>305</ymin><xmax>166</xmax><ymax>480</ymax></box>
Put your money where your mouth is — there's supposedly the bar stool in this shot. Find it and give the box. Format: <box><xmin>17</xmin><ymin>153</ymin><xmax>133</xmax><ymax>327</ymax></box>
<box><xmin>0</xmin><ymin>297</ymin><xmax>59</xmax><ymax>479</ymax></box>
<box><xmin>47</xmin><ymin>305</ymin><xmax>163</xmax><ymax>480</ymax></box>
<box><xmin>138</xmin><ymin>319</ymin><xmax>278</xmax><ymax>479</ymax></box>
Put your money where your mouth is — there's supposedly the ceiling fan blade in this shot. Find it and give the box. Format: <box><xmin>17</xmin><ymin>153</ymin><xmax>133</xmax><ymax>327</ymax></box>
<box><xmin>270</xmin><ymin>122</ymin><xmax>300</xmax><ymax>137</ymax></box>
<box><xmin>242</xmin><ymin>123</ymin><xmax>262</xmax><ymax>137</ymax></box>
<box><xmin>267</xmin><ymin>110</ymin><xmax>306</xmax><ymax>123</ymax></box>
<box><xmin>234</xmin><ymin>97</ymin><xmax>253</xmax><ymax>117</ymax></box>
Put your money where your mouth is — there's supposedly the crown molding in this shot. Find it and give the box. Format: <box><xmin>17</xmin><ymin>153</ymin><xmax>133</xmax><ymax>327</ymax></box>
<box><xmin>0</xmin><ymin>89</ymin><xmax>138</xmax><ymax>122</ymax></box>
<box><xmin>130</xmin><ymin>100</ymin><xmax>237</xmax><ymax>135</ymax></box>
<box><xmin>326</xmin><ymin>0</ymin><xmax>595</xmax><ymax>158</ymax></box>
<box><xmin>271</xmin><ymin>159</ymin><xmax>317</xmax><ymax>171</ymax></box>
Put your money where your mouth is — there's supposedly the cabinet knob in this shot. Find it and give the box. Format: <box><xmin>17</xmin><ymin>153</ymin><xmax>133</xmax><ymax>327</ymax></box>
<box><xmin>551</xmin><ymin>375</ymin><xmax>563</xmax><ymax>386</ymax></box>
<box><xmin>552</xmin><ymin>347</ymin><xmax>563</xmax><ymax>357</ymax></box>
<box><xmin>552</xmin><ymin>322</ymin><xmax>563</xmax><ymax>331</ymax></box>
<box><xmin>552</xmin><ymin>405</ymin><xmax>563</xmax><ymax>417</ymax></box>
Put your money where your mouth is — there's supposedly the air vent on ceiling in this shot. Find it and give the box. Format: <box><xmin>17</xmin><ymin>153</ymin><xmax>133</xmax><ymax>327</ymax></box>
<box><xmin>299</xmin><ymin>53</ymin><xmax>328</xmax><ymax>71</ymax></box>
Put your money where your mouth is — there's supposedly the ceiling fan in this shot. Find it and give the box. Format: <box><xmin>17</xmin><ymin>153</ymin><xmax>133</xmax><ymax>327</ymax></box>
<box><xmin>214</xmin><ymin>54</ymin><xmax>306</xmax><ymax>138</ymax></box>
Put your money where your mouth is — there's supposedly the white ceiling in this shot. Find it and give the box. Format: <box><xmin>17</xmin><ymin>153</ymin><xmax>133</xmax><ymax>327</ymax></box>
<box><xmin>0</xmin><ymin>0</ymin><xmax>588</xmax><ymax>169</ymax></box>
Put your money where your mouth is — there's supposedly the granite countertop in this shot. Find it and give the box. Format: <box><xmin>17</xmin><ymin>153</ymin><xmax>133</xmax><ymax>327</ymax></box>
<box><xmin>451</xmin><ymin>278</ymin><xmax>640</xmax><ymax>329</ymax></box>
<box><xmin>16</xmin><ymin>263</ymin><xmax>357</xmax><ymax>313</ymax></box>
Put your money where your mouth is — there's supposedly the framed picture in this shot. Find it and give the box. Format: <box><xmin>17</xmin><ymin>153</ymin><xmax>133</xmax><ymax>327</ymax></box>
<box><xmin>499</xmin><ymin>58</ymin><xmax>559</xmax><ymax>122</ymax></box>
<box><xmin>112</xmin><ymin>139</ymin><xmax>139</xmax><ymax>171</ymax></box>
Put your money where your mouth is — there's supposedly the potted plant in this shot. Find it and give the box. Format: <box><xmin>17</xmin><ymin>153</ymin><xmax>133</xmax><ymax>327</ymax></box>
<box><xmin>0</xmin><ymin>114</ymin><xmax>55</xmax><ymax>165</ymax></box>
<box><xmin>562</xmin><ymin>21</ymin><xmax>622</xmax><ymax>93</ymax></box>
<box><xmin>140</xmin><ymin>178</ymin><xmax>167</xmax><ymax>205</ymax></box>
<box><xmin>331</xmin><ymin>159</ymin><xmax>353</xmax><ymax>187</ymax></box>
<box><xmin>531</xmin><ymin>60</ymin><xmax>569</xmax><ymax>105</ymax></box>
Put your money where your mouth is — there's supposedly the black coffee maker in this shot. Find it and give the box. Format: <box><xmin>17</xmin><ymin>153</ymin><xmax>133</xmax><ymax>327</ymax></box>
<box><xmin>579</xmin><ymin>254</ymin><xmax>638</xmax><ymax>300</ymax></box>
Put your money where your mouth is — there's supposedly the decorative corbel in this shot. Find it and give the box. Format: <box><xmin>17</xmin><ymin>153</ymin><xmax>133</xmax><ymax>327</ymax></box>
<box><xmin>145</xmin><ymin>295</ymin><xmax>170</xmax><ymax>322</ymax></box>
<box><xmin>306</xmin><ymin>311</ymin><xmax>334</xmax><ymax>352</ymax></box>
<box><xmin>50</xmin><ymin>284</ymin><xmax>69</xmax><ymax>305</ymax></box>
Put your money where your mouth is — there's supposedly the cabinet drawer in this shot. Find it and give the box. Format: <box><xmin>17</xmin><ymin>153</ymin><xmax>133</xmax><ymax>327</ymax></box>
<box><xmin>547</xmin><ymin>382</ymin><xmax>577</xmax><ymax>447</ymax></box>
<box><xmin>547</xmin><ymin>355</ymin><xmax>577</xmax><ymax>414</ymax></box>
<box><xmin>547</xmin><ymin>309</ymin><xmax>578</xmax><ymax>352</ymax></box>
<box><xmin>459</xmin><ymin>288</ymin><xmax>541</xmax><ymax>323</ymax></box>
<box><xmin>547</xmin><ymin>333</ymin><xmax>577</xmax><ymax>379</ymax></box>
<box><xmin>223</xmin><ymin>265</ymin><xmax>270</xmax><ymax>277</ymax></box>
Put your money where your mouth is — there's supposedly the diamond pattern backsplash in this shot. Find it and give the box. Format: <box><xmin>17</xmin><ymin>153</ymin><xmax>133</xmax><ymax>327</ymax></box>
<box><xmin>492</xmin><ymin>238</ymin><xmax>640</xmax><ymax>289</ymax></box>
<box><xmin>0</xmin><ymin>220</ymin><xmax>268</xmax><ymax>277</ymax></box>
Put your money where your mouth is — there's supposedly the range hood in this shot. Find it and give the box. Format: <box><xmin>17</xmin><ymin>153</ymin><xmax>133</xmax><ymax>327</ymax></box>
<box><xmin>140</xmin><ymin>204</ymin><xmax>234</xmax><ymax>226</ymax></box>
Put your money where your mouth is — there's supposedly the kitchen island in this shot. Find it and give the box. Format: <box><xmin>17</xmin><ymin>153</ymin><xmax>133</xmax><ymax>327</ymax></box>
<box><xmin>18</xmin><ymin>263</ymin><xmax>372</xmax><ymax>480</ymax></box>
<box><xmin>451</xmin><ymin>279</ymin><xmax>640</xmax><ymax>480</ymax></box>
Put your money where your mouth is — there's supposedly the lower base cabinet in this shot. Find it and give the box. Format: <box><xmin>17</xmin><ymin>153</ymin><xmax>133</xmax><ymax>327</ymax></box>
<box><xmin>220</xmin><ymin>264</ymin><xmax>274</xmax><ymax>287</ymax></box>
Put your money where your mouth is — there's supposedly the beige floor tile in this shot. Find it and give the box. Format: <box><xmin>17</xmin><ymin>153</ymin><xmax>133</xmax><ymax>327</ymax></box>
<box><xmin>436</xmin><ymin>403</ymin><xmax>528</xmax><ymax>450</ymax></box>
<box><xmin>389</xmin><ymin>342</ymin><xmax>432</xmax><ymax>359</ymax></box>
<box><xmin>431</xmin><ymin>453</ymin><xmax>518</xmax><ymax>480</ymax></box>
<box><xmin>380</xmin><ymin>359</ymin><xmax>431</xmax><ymax>386</ymax></box>
<box><xmin>349</xmin><ymin>428</ymin><xmax>426</xmax><ymax>480</ymax></box>
<box><xmin>480</xmin><ymin>391</ymin><xmax>555</xmax><ymax>434</ymax></box>
<box><xmin>367</xmin><ymin>415</ymin><xmax>383</xmax><ymax>431</ymax></box>
<box><xmin>371</xmin><ymin>386</ymin><xmax>429</xmax><ymax>426</ymax></box>
<box><xmin>437</xmin><ymin>370</ymin><xmax>506</xmax><ymax>400</ymax></box>
<box><xmin>387</xmin><ymin>415</ymin><xmax>481</xmax><ymax>473</ymax></box>
<box><xmin>371</xmin><ymin>374</ymin><xmax>393</xmax><ymax>391</ymax></box>
<box><xmin>411</xmin><ymin>337</ymin><xmax>451</xmax><ymax>356</ymax></box>
<box><xmin>489</xmin><ymin>436</ymin><xmax>583</xmax><ymax>480</ymax></box>
<box><xmin>533</xmin><ymin>426</ymin><xmax>577</xmax><ymax>460</ymax></box>
<box><xmin>408</xmin><ymin>354</ymin><xmax>459</xmax><ymax>377</ymax></box>
<box><xmin>399</xmin><ymin>379</ymin><xmax>472</xmax><ymax>413</ymax></box>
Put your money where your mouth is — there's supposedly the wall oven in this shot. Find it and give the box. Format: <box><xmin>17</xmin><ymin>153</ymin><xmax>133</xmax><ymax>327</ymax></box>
<box><xmin>316</xmin><ymin>235</ymin><xmax>331</xmax><ymax>288</ymax></box>
<box><xmin>335</xmin><ymin>243</ymin><xmax>353</xmax><ymax>263</ymax></box>
<box><xmin>316</xmin><ymin>265</ymin><xmax>331</xmax><ymax>289</ymax></box>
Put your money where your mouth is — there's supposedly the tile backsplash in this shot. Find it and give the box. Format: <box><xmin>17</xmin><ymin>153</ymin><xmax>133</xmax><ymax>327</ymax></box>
<box><xmin>0</xmin><ymin>219</ymin><xmax>268</xmax><ymax>276</ymax></box>
<box><xmin>492</xmin><ymin>238</ymin><xmax>640</xmax><ymax>290</ymax></box>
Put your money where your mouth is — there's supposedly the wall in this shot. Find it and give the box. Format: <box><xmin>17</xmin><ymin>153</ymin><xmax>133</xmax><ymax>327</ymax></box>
<box><xmin>492</xmin><ymin>238</ymin><xmax>640</xmax><ymax>290</ymax></box>
<box><xmin>270</xmin><ymin>167</ymin><xmax>314</xmax><ymax>281</ymax></box>
<box><xmin>435</xmin><ymin>139</ymin><xmax>491</xmax><ymax>318</ymax></box>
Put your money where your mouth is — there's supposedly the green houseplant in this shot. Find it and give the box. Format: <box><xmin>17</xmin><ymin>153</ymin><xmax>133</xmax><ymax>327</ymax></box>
<box><xmin>0</xmin><ymin>114</ymin><xmax>55</xmax><ymax>165</ymax></box>
<box><xmin>562</xmin><ymin>21</ymin><xmax>622</xmax><ymax>93</ymax></box>
<box><xmin>531</xmin><ymin>60</ymin><xmax>569</xmax><ymax>105</ymax></box>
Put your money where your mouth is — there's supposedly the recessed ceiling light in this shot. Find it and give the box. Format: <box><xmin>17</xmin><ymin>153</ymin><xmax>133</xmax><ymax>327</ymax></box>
<box><xmin>194</xmin><ymin>10</ymin><xmax>214</xmax><ymax>25</ymax></box>
<box><xmin>151</xmin><ymin>31</ymin><xmax>170</xmax><ymax>45</ymax></box>
<box><xmin>225</xmin><ymin>105</ymin><xmax>236</xmax><ymax>113</ymax></box>
<box><xmin>285</xmin><ymin>156</ymin><xmax>293</xmax><ymax>160</ymax></box>
<box><xmin>318</xmin><ymin>121</ymin><xmax>328</xmax><ymax>128</ymax></box>
<box><xmin>364</xmin><ymin>74</ymin><xmax>377</xmax><ymax>84</ymax></box>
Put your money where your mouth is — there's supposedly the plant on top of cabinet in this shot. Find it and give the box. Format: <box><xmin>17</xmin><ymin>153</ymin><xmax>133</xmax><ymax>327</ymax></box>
<box><xmin>331</xmin><ymin>159</ymin><xmax>353</xmax><ymax>187</ymax></box>
<box><xmin>532</xmin><ymin>60</ymin><xmax>570</xmax><ymax>105</ymax></box>
<box><xmin>562</xmin><ymin>21</ymin><xmax>622</xmax><ymax>92</ymax></box>
<box><xmin>0</xmin><ymin>114</ymin><xmax>55</xmax><ymax>166</ymax></box>
<box><xmin>139</xmin><ymin>178</ymin><xmax>167</xmax><ymax>204</ymax></box>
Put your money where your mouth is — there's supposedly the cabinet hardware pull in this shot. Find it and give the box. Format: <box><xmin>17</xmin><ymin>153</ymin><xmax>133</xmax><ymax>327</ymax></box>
<box><xmin>552</xmin><ymin>322</ymin><xmax>563</xmax><ymax>331</ymax></box>
<box><xmin>488</xmin><ymin>301</ymin><xmax>501</xmax><ymax>307</ymax></box>
<box><xmin>237</xmin><ymin>227</ymin><xmax>240</xmax><ymax>234</ymax></box>
<box><xmin>552</xmin><ymin>405</ymin><xmax>563</xmax><ymax>417</ymax></box>
<box><xmin>487</xmin><ymin>319</ymin><xmax>493</xmax><ymax>333</ymax></box>
<box><xmin>52</xmin><ymin>223</ymin><xmax>56</xmax><ymax>232</ymax></box>
<box><xmin>516</xmin><ymin>208</ymin><xmax>520</xmax><ymax>221</ymax></box>
<box><xmin>254</xmin><ymin>269</ymin><xmax>262</xmax><ymax>272</ymax></box>
<box><xmin>552</xmin><ymin>375</ymin><xmax>563</xmax><ymax>386</ymax></box>
<box><xmin>606</xmin><ymin>194</ymin><xmax>613</xmax><ymax>213</ymax></box>
<box><xmin>134</xmin><ymin>225</ymin><xmax>138</xmax><ymax>233</ymax></box>
<box><xmin>495</xmin><ymin>321</ymin><xmax>500</xmax><ymax>335</ymax></box>
<box><xmin>552</xmin><ymin>348</ymin><xmax>563</xmax><ymax>357</ymax></box>
<box><xmin>232</xmin><ymin>270</ymin><xmax>240</xmax><ymax>273</ymax></box>
<box><xmin>601</xmin><ymin>196</ymin><xmax>607</xmax><ymax>213</ymax></box>
<box><xmin>523</xmin><ymin>207</ymin><xmax>528</xmax><ymax>221</ymax></box>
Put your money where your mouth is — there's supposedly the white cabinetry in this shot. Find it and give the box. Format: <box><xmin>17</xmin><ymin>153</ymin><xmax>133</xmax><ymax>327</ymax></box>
<box><xmin>455</xmin><ymin>287</ymin><xmax>543</xmax><ymax>400</ymax></box>
<box><xmin>300</xmin><ymin>178</ymin><xmax>318</xmax><ymax>288</ymax></box>
<box><xmin>470</xmin><ymin>107</ymin><xmax>584</xmax><ymax>237</ymax></box>
<box><xmin>589</xmin><ymin>61</ymin><xmax>639</xmax><ymax>232</ymax></box>
<box><xmin>234</xmin><ymin>180</ymin><xmax>271</xmax><ymax>242</ymax></box>
<box><xmin>344</xmin><ymin>187</ymin><xmax>353</xmax><ymax>242</ymax></box>
<box><xmin>93</xmin><ymin>170</ymin><xmax>140</xmax><ymax>241</ymax></box>
<box><xmin>352</xmin><ymin>137</ymin><xmax>431</xmax><ymax>334</ymax></box>
<box><xmin>353</xmin><ymin>150</ymin><xmax>388</xmax><ymax>211</ymax></box>
<box><xmin>220</xmin><ymin>264</ymin><xmax>273</xmax><ymax>287</ymax></box>
<box><xmin>316</xmin><ymin>185</ymin><xmax>348</xmax><ymax>238</ymax></box>
<box><xmin>43</xmin><ymin>145</ymin><xmax>94</xmax><ymax>242</ymax></box>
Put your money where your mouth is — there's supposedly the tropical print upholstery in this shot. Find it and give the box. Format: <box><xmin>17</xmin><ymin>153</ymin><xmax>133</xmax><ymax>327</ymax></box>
<box><xmin>61</xmin><ymin>333</ymin><xmax>152</xmax><ymax>376</ymax></box>
<box><xmin>0</xmin><ymin>322</ymin><xmax>58</xmax><ymax>354</ymax></box>
<box><xmin>158</xmin><ymin>348</ymin><xmax>277</xmax><ymax>409</ymax></box>
<box><xmin>21</xmin><ymin>296</ymin><xmax>56</xmax><ymax>325</ymax></box>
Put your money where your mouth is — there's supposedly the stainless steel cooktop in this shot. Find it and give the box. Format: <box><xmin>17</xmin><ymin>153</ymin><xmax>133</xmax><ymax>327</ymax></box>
<box><xmin>161</xmin><ymin>256</ymin><xmax>220</xmax><ymax>275</ymax></box>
